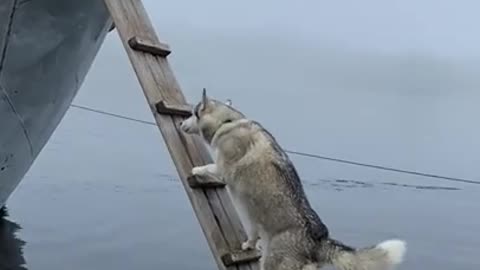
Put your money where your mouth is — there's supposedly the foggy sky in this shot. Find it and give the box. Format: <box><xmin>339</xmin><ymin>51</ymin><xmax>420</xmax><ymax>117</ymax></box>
<box><xmin>144</xmin><ymin>0</ymin><xmax>480</xmax><ymax>59</ymax></box>
<box><xmin>75</xmin><ymin>0</ymin><xmax>480</xmax><ymax>182</ymax></box>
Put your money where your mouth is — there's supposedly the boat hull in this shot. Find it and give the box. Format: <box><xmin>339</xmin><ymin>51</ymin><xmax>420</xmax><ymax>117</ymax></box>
<box><xmin>0</xmin><ymin>0</ymin><xmax>111</xmax><ymax>207</ymax></box>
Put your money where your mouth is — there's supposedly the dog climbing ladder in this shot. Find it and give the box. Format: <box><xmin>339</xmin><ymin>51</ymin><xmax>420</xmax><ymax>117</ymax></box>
<box><xmin>102</xmin><ymin>1</ymin><xmax>261</xmax><ymax>269</ymax></box>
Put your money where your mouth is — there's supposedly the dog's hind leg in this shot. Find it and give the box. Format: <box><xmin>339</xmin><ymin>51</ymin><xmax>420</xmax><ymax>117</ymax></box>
<box><xmin>239</xmin><ymin>203</ymin><xmax>259</xmax><ymax>250</ymax></box>
<box><xmin>227</xmin><ymin>188</ymin><xmax>260</xmax><ymax>250</ymax></box>
<box><xmin>241</xmin><ymin>216</ymin><xmax>259</xmax><ymax>250</ymax></box>
<box><xmin>261</xmin><ymin>238</ymin><xmax>305</xmax><ymax>270</ymax></box>
<box><xmin>262</xmin><ymin>253</ymin><xmax>307</xmax><ymax>270</ymax></box>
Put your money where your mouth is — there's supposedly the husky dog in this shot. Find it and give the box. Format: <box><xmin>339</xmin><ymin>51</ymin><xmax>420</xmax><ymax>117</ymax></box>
<box><xmin>180</xmin><ymin>89</ymin><xmax>406</xmax><ymax>270</ymax></box>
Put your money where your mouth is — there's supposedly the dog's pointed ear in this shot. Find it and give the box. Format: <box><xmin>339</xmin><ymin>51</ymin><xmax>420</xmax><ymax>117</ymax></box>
<box><xmin>225</xmin><ymin>99</ymin><xmax>232</xmax><ymax>106</ymax></box>
<box><xmin>202</xmin><ymin>88</ymin><xmax>208</xmax><ymax>104</ymax></box>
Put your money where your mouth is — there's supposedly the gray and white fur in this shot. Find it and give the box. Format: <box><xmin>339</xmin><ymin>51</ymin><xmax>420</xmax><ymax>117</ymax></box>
<box><xmin>180</xmin><ymin>89</ymin><xmax>406</xmax><ymax>270</ymax></box>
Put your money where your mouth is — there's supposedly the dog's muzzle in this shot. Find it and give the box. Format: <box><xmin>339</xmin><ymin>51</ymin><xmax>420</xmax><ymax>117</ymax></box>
<box><xmin>180</xmin><ymin>116</ymin><xmax>198</xmax><ymax>134</ymax></box>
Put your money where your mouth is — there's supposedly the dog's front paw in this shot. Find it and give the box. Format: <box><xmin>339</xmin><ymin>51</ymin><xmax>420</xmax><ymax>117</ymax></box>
<box><xmin>241</xmin><ymin>239</ymin><xmax>257</xmax><ymax>251</ymax></box>
<box><xmin>191</xmin><ymin>166</ymin><xmax>206</xmax><ymax>176</ymax></box>
<box><xmin>255</xmin><ymin>239</ymin><xmax>263</xmax><ymax>251</ymax></box>
<box><xmin>192</xmin><ymin>164</ymin><xmax>217</xmax><ymax>176</ymax></box>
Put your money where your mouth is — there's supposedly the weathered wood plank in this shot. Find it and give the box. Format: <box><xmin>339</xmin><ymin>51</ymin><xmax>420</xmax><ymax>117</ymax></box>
<box><xmin>155</xmin><ymin>100</ymin><xmax>192</xmax><ymax>117</ymax></box>
<box><xmin>117</xmin><ymin>4</ymin><xmax>250</xmax><ymax>264</ymax></box>
<box><xmin>103</xmin><ymin>1</ymin><xmax>260</xmax><ymax>269</ymax></box>
<box><xmin>187</xmin><ymin>174</ymin><xmax>226</xmax><ymax>189</ymax></box>
<box><xmin>222</xmin><ymin>250</ymin><xmax>262</xmax><ymax>267</ymax></box>
<box><xmin>128</xmin><ymin>36</ymin><xmax>171</xmax><ymax>57</ymax></box>
<box><xmin>103</xmin><ymin>1</ymin><xmax>231</xmax><ymax>269</ymax></box>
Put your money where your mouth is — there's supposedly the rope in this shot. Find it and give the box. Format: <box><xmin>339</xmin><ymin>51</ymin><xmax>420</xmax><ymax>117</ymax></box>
<box><xmin>70</xmin><ymin>104</ymin><xmax>157</xmax><ymax>126</ymax></box>
<box><xmin>284</xmin><ymin>150</ymin><xmax>479</xmax><ymax>185</ymax></box>
<box><xmin>69</xmin><ymin>103</ymin><xmax>480</xmax><ymax>185</ymax></box>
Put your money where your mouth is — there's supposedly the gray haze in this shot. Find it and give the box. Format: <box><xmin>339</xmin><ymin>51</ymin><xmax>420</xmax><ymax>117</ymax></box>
<box><xmin>5</xmin><ymin>0</ymin><xmax>480</xmax><ymax>269</ymax></box>
<box><xmin>77</xmin><ymin>0</ymin><xmax>480</xmax><ymax>180</ymax></box>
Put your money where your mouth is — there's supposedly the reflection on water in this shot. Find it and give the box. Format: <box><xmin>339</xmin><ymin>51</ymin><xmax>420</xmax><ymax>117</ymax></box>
<box><xmin>0</xmin><ymin>207</ymin><xmax>28</xmax><ymax>270</ymax></box>
<box><xmin>303</xmin><ymin>178</ymin><xmax>462</xmax><ymax>192</ymax></box>
<box><xmin>127</xmin><ymin>172</ymin><xmax>465</xmax><ymax>193</ymax></box>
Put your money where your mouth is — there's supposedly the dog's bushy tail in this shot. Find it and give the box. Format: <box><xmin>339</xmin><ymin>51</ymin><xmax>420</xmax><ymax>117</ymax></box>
<box><xmin>324</xmin><ymin>238</ymin><xmax>406</xmax><ymax>270</ymax></box>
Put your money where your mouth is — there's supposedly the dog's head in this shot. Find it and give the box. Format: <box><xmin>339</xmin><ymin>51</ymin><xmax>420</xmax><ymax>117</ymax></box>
<box><xmin>180</xmin><ymin>88</ymin><xmax>244</xmax><ymax>143</ymax></box>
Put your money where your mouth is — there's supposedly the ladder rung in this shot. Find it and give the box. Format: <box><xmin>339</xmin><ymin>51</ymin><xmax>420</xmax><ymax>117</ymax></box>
<box><xmin>155</xmin><ymin>100</ymin><xmax>192</xmax><ymax>117</ymax></box>
<box><xmin>187</xmin><ymin>174</ymin><xmax>226</xmax><ymax>189</ymax></box>
<box><xmin>221</xmin><ymin>249</ymin><xmax>262</xmax><ymax>266</ymax></box>
<box><xmin>128</xmin><ymin>36</ymin><xmax>171</xmax><ymax>57</ymax></box>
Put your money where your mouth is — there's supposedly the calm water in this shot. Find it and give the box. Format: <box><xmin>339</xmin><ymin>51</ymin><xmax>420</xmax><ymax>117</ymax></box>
<box><xmin>2</xmin><ymin>0</ymin><xmax>480</xmax><ymax>269</ymax></box>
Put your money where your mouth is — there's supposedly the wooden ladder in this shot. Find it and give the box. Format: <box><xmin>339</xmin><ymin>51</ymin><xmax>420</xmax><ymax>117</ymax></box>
<box><xmin>103</xmin><ymin>1</ymin><xmax>261</xmax><ymax>269</ymax></box>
